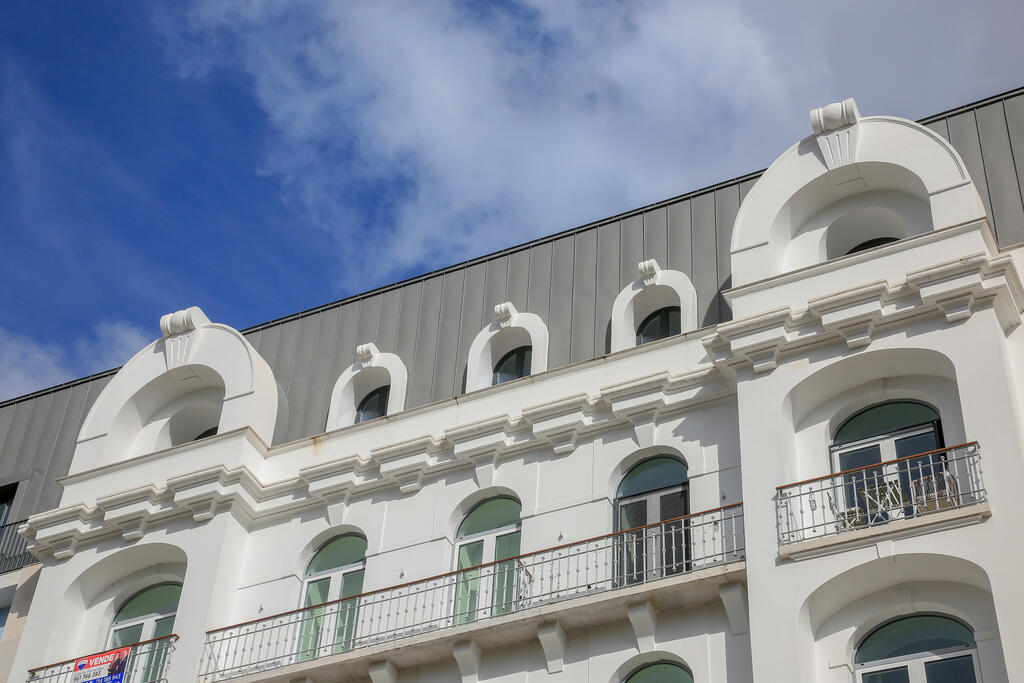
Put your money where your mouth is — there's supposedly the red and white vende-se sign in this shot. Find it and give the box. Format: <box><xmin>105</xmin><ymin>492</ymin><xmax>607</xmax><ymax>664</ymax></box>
<box><xmin>69</xmin><ymin>647</ymin><xmax>131</xmax><ymax>683</ymax></box>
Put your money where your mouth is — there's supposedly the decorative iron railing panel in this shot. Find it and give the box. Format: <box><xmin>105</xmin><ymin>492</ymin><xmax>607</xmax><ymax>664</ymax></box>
<box><xmin>200</xmin><ymin>504</ymin><xmax>744</xmax><ymax>680</ymax></box>
<box><xmin>27</xmin><ymin>634</ymin><xmax>177</xmax><ymax>683</ymax></box>
<box><xmin>0</xmin><ymin>520</ymin><xmax>36</xmax><ymax>574</ymax></box>
<box><xmin>776</xmin><ymin>443</ymin><xmax>986</xmax><ymax>546</ymax></box>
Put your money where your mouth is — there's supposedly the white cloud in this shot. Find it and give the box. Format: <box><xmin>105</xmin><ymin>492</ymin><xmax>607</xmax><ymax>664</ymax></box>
<box><xmin>157</xmin><ymin>0</ymin><xmax>1024</xmax><ymax>292</ymax></box>
<box><xmin>0</xmin><ymin>322</ymin><xmax>149</xmax><ymax>402</ymax></box>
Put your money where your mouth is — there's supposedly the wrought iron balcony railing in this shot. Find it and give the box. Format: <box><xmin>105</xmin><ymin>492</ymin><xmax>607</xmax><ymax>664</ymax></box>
<box><xmin>776</xmin><ymin>442</ymin><xmax>986</xmax><ymax>546</ymax></box>
<box><xmin>200</xmin><ymin>503</ymin><xmax>744</xmax><ymax>681</ymax></box>
<box><xmin>27</xmin><ymin>634</ymin><xmax>177</xmax><ymax>683</ymax></box>
<box><xmin>0</xmin><ymin>519</ymin><xmax>36</xmax><ymax>574</ymax></box>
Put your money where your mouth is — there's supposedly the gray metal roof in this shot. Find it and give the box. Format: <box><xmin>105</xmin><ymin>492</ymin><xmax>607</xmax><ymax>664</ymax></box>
<box><xmin>3</xmin><ymin>84</ymin><xmax>1024</xmax><ymax>520</ymax></box>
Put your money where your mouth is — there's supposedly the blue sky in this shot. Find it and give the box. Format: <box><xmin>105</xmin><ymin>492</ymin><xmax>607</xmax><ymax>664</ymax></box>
<box><xmin>2</xmin><ymin>0</ymin><xmax>1023</xmax><ymax>401</ymax></box>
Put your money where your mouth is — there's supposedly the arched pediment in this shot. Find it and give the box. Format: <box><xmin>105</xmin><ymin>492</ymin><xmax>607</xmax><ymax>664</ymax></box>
<box><xmin>465</xmin><ymin>303</ymin><xmax>549</xmax><ymax>391</ymax></box>
<box><xmin>73</xmin><ymin>307</ymin><xmax>280</xmax><ymax>473</ymax></box>
<box><xmin>326</xmin><ymin>343</ymin><xmax>408</xmax><ymax>429</ymax></box>
<box><xmin>731</xmin><ymin>100</ymin><xmax>987</xmax><ymax>287</ymax></box>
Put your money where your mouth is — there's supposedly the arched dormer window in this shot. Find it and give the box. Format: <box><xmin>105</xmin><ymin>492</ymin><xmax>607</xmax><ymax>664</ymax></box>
<box><xmin>454</xmin><ymin>497</ymin><xmax>522</xmax><ymax>623</ymax></box>
<box><xmin>624</xmin><ymin>662</ymin><xmax>694</xmax><ymax>683</ymax></box>
<box><xmin>109</xmin><ymin>582</ymin><xmax>180</xmax><ymax>679</ymax></box>
<box><xmin>327</xmin><ymin>343</ymin><xmax>408</xmax><ymax>429</ymax></box>
<box><xmin>492</xmin><ymin>346</ymin><xmax>531</xmax><ymax>385</ymax></box>
<box><xmin>466</xmin><ymin>303</ymin><xmax>548</xmax><ymax>391</ymax></box>
<box><xmin>730</xmin><ymin>98</ymin><xmax>987</xmax><ymax>288</ymax></box>
<box><xmin>844</xmin><ymin>235</ymin><xmax>900</xmax><ymax>256</ymax></box>
<box><xmin>830</xmin><ymin>401</ymin><xmax>946</xmax><ymax>525</ymax></box>
<box><xmin>855</xmin><ymin>614</ymin><xmax>978</xmax><ymax>682</ymax></box>
<box><xmin>355</xmin><ymin>385</ymin><xmax>390</xmax><ymax>423</ymax></box>
<box><xmin>610</xmin><ymin>260</ymin><xmax>697</xmax><ymax>352</ymax></box>
<box><xmin>615</xmin><ymin>456</ymin><xmax>688</xmax><ymax>582</ymax></box>
<box><xmin>299</xmin><ymin>535</ymin><xmax>367</xmax><ymax>658</ymax></box>
<box><xmin>73</xmin><ymin>306</ymin><xmax>282</xmax><ymax>473</ymax></box>
<box><xmin>636</xmin><ymin>306</ymin><xmax>681</xmax><ymax>345</ymax></box>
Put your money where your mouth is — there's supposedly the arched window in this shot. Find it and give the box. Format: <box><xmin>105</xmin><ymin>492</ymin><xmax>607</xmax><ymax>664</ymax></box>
<box><xmin>845</xmin><ymin>236</ymin><xmax>899</xmax><ymax>255</ymax></box>
<box><xmin>624</xmin><ymin>662</ymin><xmax>694</xmax><ymax>683</ymax></box>
<box><xmin>299</xmin><ymin>535</ymin><xmax>367</xmax><ymax>658</ymax></box>
<box><xmin>109</xmin><ymin>583</ymin><xmax>181</xmax><ymax>680</ymax></box>
<box><xmin>855</xmin><ymin>614</ymin><xmax>979</xmax><ymax>682</ymax></box>
<box><xmin>355</xmin><ymin>386</ymin><xmax>390</xmax><ymax>423</ymax></box>
<box><xmin>454</xmin><ymin>497</ymin><xmax>522</xmax><ymax>623</ymax></box>
<box><xmin>193</xmin><ymin>426</ymin><xmax>218</xmax><ymax>441</ymax></box>
<box><xmin>110</xmin><ymin>583</ymin><xmax>181</xmax><ymax>647</ymax></box>
<box><xmin>492</xmin><ymin>347</ymin><xmax>531</xmax><ymax>385</ymax></box>
<box><xmin>615</xmin><ymin>457</ymin><xmax>689</xmax><ymax>583</ymax></box>
<box><xmin>831</xmin><ymin>401</ymin><xmax>946</xmax><ymax>525</ymax></box>
<box><xmin>636</xmin><ymin>307</ymin><xmax>681</xmax><ymax>345</ymax></box>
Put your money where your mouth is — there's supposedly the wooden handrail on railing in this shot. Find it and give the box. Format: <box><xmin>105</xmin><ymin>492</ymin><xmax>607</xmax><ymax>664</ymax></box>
<box><xmin>776</xmin><ymin>442</ymin><xmax>978</xmax><ymax>491</ymax></box>
<box><xmin>27</xmin><ymin>634</ymin><xmax>179</xmax><ymax>674</ymax></box>
<box><xmin>206</xmin><ymin>502</ymin><xmax>744</xmax><ymax>634</ymax></box>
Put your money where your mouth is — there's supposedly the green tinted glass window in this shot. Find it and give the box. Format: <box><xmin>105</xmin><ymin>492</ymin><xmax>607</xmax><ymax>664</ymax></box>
<box><xmin>306</xmin><ymin>535</ymin><xmax>368</xmax><ymax>575</ymax></box>
<box><xmin>617</xmin><ymin>457</ymin><xmax>688</xmax><ymax>498</ymax></box>
<box><xmin>457</xmin><ymin>498</ymin><xmax>521</xmax><ymax>539</ymax></box>
<box><xmin>355</xmin><ymin>386</ymin><xmax>390</xmax><ymax>423</ymax></box>
<box><xmin>834</xmin><ymin>402</ymin><xmax>939</xmax><ymax>446</ymax></box>
<box><xmin>113</xmin><ymin>584</ymin><xmax>182</xmax><ymax>623</ymax></box>
<box><xmin>110</xmin><ymin>624</ymin><xmax>144</xmax><ymax>648</ymax></box>
<box><xmin>856</xmin><ymin>615</ymin><xmax>974</xmax><ymax>664</ymax></box>
<box><xmin>625</xmin><ymin>662</ymin><xmax>694</xmax><ymax>683</ymax></box>
<box><xmin>493</xmin><ymin>347</ymin><xmax>532</xmax><ymax>385</ymax></box>
<box><xmin>637</xmin><ymin>307</ymin><xmax>682</xmax><ymax>345</ymax></box>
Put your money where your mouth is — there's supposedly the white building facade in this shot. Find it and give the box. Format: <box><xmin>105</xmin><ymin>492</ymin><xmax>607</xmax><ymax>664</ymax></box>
<box><xmin>6</xmin><ymin>94</ymin><xmax>1024</xmax><ymax>683</ymax></box>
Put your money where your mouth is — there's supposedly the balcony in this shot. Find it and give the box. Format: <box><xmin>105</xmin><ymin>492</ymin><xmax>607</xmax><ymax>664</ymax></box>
<box><xmin>0</xmin><ymin>519</ymin><xmax>36</xmax><ymax>575</ymax></box>
<box><xmin>27</xmin><ymin>634</ymin><xmax>177</xmax><ymax>683</ymax></box>
<box><xmin>200</xmin><ymin>504</ymin><xmax>744</xmax><ymax>681</ymax></box>
<box><xmin>776</xmin><ymin>442</ymin><xmax>989</xmax><ymax>558</ymax></box>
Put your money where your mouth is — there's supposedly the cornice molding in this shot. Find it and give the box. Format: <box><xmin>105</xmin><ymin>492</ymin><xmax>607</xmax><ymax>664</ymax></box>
<box><xmin>705</xmin><ymin>252</ymin><xmax>1023</xmax><ymax>375</ymax></box>
<box><xmin>21</xmin><ymin>363</ymin><xmax>731</xmax><ymax>560</ymax></box>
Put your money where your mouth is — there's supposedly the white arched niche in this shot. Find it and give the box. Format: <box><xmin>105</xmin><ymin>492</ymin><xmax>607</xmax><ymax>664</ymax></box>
<box><xmin>610</xmin><ymin>259</ymin><xmax>698</xmax><ymax>352</ymax></box>
<box><xmin>801</xmin><ymin>554</ymin><xmax>1006</xmax><ymax>683</ymax></box>
<box><xmin>73</xmin><ymin>307</ymin><xmax>281</xmax><ymax>474</ymax></box>
<box><xmin>783</xmin><ymin>347</ymin><xmax>966</xmax><ymax>485</ymax></box>
<box><xmin>53</xmin><ymin>543</ymin><xmax>188</xmax><ymax>663</ymax></box>
<box><xmin>465</xmin><ymin>302</ymin><xmax>549</xmax><ymax>391</ymax></box>
<box><xmin>326</xmin><ymin>343</ymin><xmax>408</xmax><ymax>429</ymax></box>
<box><xmin>731</xmin><ymin>98</ymin><xmax>987</xmax><ymax>287</ymax></box>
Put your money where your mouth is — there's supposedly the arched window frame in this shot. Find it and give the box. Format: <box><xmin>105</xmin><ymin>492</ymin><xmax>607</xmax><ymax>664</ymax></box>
<box><xmin>492</xmin><ymin>346</ymin><xmax>531</xmax><ymax>385</ymax></box>
<box><xmin>326</xmin><ymin>343</ymin><xmax>408</xmax><ymax>429</ymax></box>
<box><xmin>829</xmin><ymin>400</ymin><xmax>946</xmax><ymax>525</ymax></box>
<box><xmin>622</xmin><ymin>661</ymin><xmax>695</xmax><ymax>683</ymax></box>
<box><xmin>298</xmin><ymin>534</ymin><xmax>368</xmax><ymax>657</ymax></box>
<box><xmin>614</xmin><ymin>456</ymin><xmax>689</xmax><ymax>582</ymax></box>
<box><xmin>610</xmin><ymin>260</ymin><xmax>697</xmax><ymax>352</ymax></box>
<box><xmin>355</xmin><ymin>385</ymin><xmax>390</xmax><ymax>424</ymax></box>
<box><xmin>453</xmin><ymin>497</ymin><xmax>523</xmax><ymax>623</ymax></box>
<box><xmin>854</xmin><ymin>614</ymin><xmax>980</xmax><ymax>682</ymax></box>
<box><xmin>465</xmin><ymin>303</ymin><xmax>548</xmax><ymax>391</ymax></box>
<box><xmin>636</xmin><ymin>306</ymin><xmax>682</xmax><ymax>346</ymax></box>
<box><xmin>108</xmin><ymin>582</ymin><xmax>182</xmax><ymax>648</ymax></box>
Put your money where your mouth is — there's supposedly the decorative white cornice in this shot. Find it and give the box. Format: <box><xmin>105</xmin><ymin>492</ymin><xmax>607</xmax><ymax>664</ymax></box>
<box><xmin>21</xmin><ymin>362</ymin><xmax>732</xmax><ymax>560</ymax></box>
<box><xmin>705</xmin><ymin>252</ymin><xmax>1023</xmax><ymax>375</ymax></box>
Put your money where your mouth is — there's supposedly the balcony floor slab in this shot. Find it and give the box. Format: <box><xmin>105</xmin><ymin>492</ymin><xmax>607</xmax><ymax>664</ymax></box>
<box><xmin>214</xmin><ymin>561</ymin><xmax>746</xmax><ymax>683</ymax></box>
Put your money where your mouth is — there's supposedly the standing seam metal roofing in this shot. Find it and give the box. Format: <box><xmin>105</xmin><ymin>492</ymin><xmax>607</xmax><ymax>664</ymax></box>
<box><xmin>2</xmin><ymin>84</ymin><xmax>1024</xmax><ymax>520</ymax></box>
